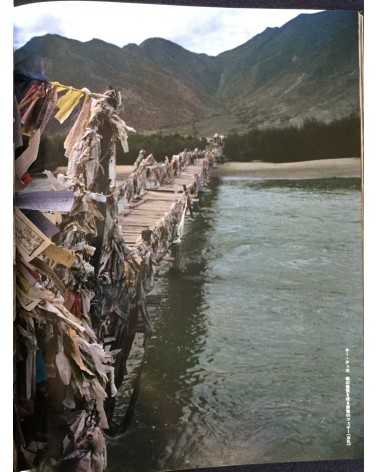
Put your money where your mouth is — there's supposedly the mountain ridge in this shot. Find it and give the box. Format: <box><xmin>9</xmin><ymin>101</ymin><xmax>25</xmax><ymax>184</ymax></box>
<box><xmin>15</xmin><ymin>10</ymin><xmax>359</xmax><ymax>135</ymax></box>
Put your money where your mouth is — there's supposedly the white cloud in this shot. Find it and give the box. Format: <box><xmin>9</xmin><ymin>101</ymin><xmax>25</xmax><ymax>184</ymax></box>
<box><xmin>14</xmin><ymin>1</ymin><xmax>321</xmax><ymax>55</ymax></box>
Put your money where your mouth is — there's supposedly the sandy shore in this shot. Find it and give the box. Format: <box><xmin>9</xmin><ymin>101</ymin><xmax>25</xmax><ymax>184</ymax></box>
<box><xmin>215</xmin><ymin>158</ymin><xmax>361</xmax><ymax>179</ymax></box>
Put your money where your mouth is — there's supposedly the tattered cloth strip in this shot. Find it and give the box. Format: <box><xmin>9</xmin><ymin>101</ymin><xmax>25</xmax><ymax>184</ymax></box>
<box><xmin>39</xmin><ymin>86</ymin><xmax>58</xmax><ymax>133</ymax></box>
<box><xmin>53</xmin><ymin>85</ymin><xmax>85</xmax><ymax>124</ymax></box>
<box><xmin>18</xmin><ymin>82</ymin><xmax>46</xmax><ymax>127</ymax></box>
<box><xmin>14</xmin><ymin>129</ymin><xmax>41</xmax><ymax>179</ymax></box>
<box><xmin>13</xmin><ymin>76</ymin><xmax>102</xmax><ymax>187</ymax></box>
<box><xmin>66</xmin><ymin>128</ymin><xmax>101</xmax><ymax>189</ymax></box>
<box><xmin>109</xmin><ymin>113</ymin><xmax>135</xmax><ymax>153</ymax></box>
<box><xmin>65</xmin><ymin>92</ymin><xmax>133</xmax><ymax>191</ymax></box>
<box><xmin>14</xmin><ymin>81</ymin><xmax>134</xmax><ymax>470</ymax></box>
<box><xmin>64</xmin><ymin>95</ymin><xmax>93</xmax><ymax>160</ymax></box>
<box><xmin>15</xmin><ymin>222</ymin><xmax>115</xmax><ymax>468</ymax></box>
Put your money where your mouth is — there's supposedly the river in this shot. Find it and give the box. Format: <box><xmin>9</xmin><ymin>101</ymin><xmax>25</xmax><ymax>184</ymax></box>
<box><xmin>108</xmin><ymin>176</ymin><xmax>363</xmax><ymax>471</ymax></box>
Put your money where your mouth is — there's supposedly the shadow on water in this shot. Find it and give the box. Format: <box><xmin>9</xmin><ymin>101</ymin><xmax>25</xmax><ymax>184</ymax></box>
<box><xmin>221</xmin><ymin>177</ymin><xmax>362</xmax><ymax>194</ymax></box>
<box><xmin>108</xmin><ymin>180</ymin><xmax>220</xmax><ymax>472</ymax></box>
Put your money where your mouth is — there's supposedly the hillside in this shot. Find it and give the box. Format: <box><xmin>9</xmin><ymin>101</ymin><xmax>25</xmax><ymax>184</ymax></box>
<box><xmin>14</xmin><ymin>10</ymin><xmax>359</xmax><ymax>135</ymax></box>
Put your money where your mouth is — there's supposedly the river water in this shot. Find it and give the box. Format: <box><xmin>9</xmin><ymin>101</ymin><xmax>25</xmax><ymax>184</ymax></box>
<box><xmin>108</xmin><ymin>176</ymin><xmax>363</xmax><ymax>471</ymax></box>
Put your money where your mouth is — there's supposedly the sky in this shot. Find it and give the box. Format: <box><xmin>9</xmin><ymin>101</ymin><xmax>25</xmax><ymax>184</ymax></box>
<box><xmin>14</xmin><ymin>1</ymin><xmax>321</xmax><ymax>56</ymax></box>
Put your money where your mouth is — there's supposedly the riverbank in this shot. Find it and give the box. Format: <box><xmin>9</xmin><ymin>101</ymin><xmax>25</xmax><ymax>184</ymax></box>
<box><xmin>215</xmin><ymin>158</ymin><xmax>361</xmax><ymax>179</ymax></box>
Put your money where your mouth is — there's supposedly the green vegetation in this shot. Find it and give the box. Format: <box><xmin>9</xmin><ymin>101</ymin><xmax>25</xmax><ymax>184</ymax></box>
<box><xmin>30</xmin><ymin>133</ymin><xmax>207</xmax><ymax>172</ymax></box>
<box><xmin>30</xmin><ymin>115</ymin><xmax>361</xmax><ymax>173</ymax></box>
<box><xmin>125</xmin><ymin>133</ymin><xmax>207</xmax><ymax>164</ymax></box>
<box><xmin>34</xmin><ymin>133</ymin><xmax>66</xmax><ymax>172</ymax></box>
<box><xmin>223</xmin><ymin>115</ymin><xmax>361</xmax><ymax>163</ymax></box>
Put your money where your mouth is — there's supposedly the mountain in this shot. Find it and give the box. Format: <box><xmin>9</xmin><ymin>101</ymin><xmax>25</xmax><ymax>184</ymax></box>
<box><xmin>14</xmin><ymin>10</ymin><xmax>360</xmax><ymax>136</ymax></box>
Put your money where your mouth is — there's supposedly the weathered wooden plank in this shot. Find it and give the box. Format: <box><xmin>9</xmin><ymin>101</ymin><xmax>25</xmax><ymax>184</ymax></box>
<box><xmin>118</xmin><ymin>223</ymin><xmax>150</xmax><ymax>227</ymax></box>
<box><xmin>117</xmin><ymin>161</ymin><xmax>204</xmax><ymax>247</ymax></box>
<box><xmin>121</xmin><ymin>216</ymin><xmax>166</xmax><ymax>221</ymax></box>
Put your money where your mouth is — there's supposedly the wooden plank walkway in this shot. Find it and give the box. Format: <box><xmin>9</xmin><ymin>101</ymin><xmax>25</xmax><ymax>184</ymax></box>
<box><xmin>110</xmin><ymin>157</ymin><xmax>210</xmax><ymax>434</ymax></box>
<box><xmin>117</xmin><ymin>162</ymin><xmax>204</xmax><ymax>247</ymax></box>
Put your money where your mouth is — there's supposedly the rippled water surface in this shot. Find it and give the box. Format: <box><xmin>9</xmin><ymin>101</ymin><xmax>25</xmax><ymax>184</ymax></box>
<box><xmin>109</xmin><ymin>177</ymin><xmax>363</xmax><ymax>471</ymax></box>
